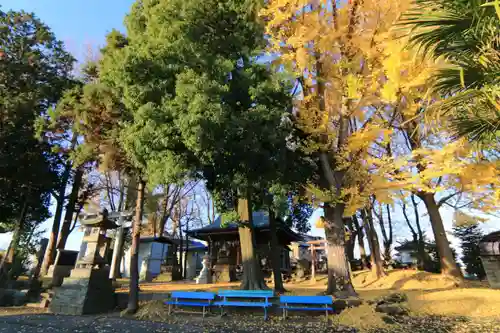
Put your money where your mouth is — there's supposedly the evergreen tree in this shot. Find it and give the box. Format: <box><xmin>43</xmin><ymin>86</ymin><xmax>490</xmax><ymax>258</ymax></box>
<box><xmin>97</xmin><ymin>0</ymin><xmax>313</xmax><ymax>293</ymax></box>
<box><xmin>0</xmin><ymin>9</ymin><xmax>73</xmax><ymax>281</ymax></box>
<box><xmin>453</xmin><ymin>213</ymin><xmax>486</xmax><ymax>279</ymax></box>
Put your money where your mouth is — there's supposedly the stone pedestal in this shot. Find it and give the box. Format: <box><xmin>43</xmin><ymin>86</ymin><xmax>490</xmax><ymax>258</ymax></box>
<box><xmin>50</xmin><ymin>267</ymin><xmax>115</xmax><ymax>315</ymax></box>
<box><xmin>196</xmin><ymin>255</ymin><xmax>212</xmax><ymax>284</ymax></box>
<box><xmin>212</xmin><ymin>264</ymin><xmax>236</xmax><ymax>283</ymax></box>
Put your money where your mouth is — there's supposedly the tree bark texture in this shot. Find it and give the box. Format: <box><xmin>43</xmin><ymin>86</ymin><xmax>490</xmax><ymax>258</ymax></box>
<box><xmin>56</xmin><ymin>167</ymin><xmax>84</xmax><ymax>250</ymax></box>
<box><xmin>323</xmin><ymin>203</ymin><xmax>356</xmax><ymax>296</ymax></box>
<box><xmin>419</xmin><ymin>192</ymin><xmax>462</xmax><ymax>279</ymax></box>
<box><xmin>127</xmin><ymin>179</ymin><xmax>145</xmax><ymax>314</ymax></box>
<box><xmin>238</xmin><ymin>196</ymin><xmax>267</xmax><ymax>290</ymax></box>
<box><xmin>268</xmin><ymin>207</ymin><xmax>286</xmax><ymax>293</ymax></box>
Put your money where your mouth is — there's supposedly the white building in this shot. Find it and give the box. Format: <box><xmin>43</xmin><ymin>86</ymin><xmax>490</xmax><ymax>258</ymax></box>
<box><xmin>121</xmin><ymin>236</ymin><xmax>207</xmax><ymax>281</ymax></box>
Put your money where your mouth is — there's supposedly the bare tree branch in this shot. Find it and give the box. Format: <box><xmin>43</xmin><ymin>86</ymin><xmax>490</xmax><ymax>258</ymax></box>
<box><xmin>437</xmin><ymin>191</ymin><xmax>460</xmax><ymax>208</ymax></box>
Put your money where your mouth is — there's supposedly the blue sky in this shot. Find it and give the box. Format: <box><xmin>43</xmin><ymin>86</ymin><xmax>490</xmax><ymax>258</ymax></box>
<box><xmin>0</xmin><ymin>0</ymin><xmax>134</xmax><ymax>63</ymax></box>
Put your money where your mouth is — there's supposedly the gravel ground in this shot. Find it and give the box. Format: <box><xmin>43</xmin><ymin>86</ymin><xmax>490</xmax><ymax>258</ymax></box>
<box><xmin>0</xmin><ymin>313</ymin><xmax>356</xmax><ymax>333</ymax></box>
<box><xmin>0</xmin><ymin>311</ymin><xmax>498</xmax><ymax>333</ymax></box>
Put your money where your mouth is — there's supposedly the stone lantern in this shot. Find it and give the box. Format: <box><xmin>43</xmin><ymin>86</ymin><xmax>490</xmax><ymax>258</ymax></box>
<box><xmin>50</xmin><ymin>209</ymin><xmax>119</xmax><ymax>315</ymax></box>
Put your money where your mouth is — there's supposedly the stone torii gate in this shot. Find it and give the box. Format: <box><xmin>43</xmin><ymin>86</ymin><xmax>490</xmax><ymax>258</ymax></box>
<box><xmin>307</xmin><ymin>221</ymin><xmax>351</xmax><ymax>282</ymax></box>
<box><xmin>307</xmin><ymin>239</ymin><xmax>326</xmax><ymax>282</ymax></box>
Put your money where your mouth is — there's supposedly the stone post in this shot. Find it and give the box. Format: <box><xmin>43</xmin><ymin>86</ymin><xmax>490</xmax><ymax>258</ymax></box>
<box><xmin>109</xmin><ymin>225</ymin><xmax>125</xmax><ymax>280</ymax></box>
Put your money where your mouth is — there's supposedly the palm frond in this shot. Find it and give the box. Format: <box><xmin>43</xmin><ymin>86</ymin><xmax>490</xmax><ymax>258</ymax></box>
<box><xmin>401</xmin><ymin>0</ymin><xmax>499</xmax><ymax>60</ymax></box>
<box><xmin>450</xmin><ymin>111</ymin><xmax>500</xmax><ymax>143</ymax></box>
<box><xmin>401</xmin><ymin>0</ymin><xmax>500</xmax><ymax>143</ymax></box>
<box><xmin>428</xmin><ymin>89</ymin><xmax>500</xmax><ymax>143</ymax></box>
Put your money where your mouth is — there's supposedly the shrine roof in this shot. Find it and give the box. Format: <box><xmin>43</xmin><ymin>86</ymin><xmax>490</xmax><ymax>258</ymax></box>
<box><xmin>187</xmin><ymin>211</ymin><xmax>302</xmax><ymax>242</ymax></box>
<box><xmin>80</xmin><ymin>214</ymin><xmax>119</xmax><ymax>230</ymax></box>
<box><xmin>139</xmin><ymin>236</ymin><xmax>208</xmax><ymax>251</ymax></box>
<box><xmin>140</xmin><ymin>236</ymin><xmax>176</xmax><ymax>244</ymax></box>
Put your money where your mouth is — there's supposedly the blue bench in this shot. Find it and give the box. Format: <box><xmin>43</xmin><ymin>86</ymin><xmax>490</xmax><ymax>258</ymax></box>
<box><xmin>165</xmin><ymin>291</ymin><xmax>215</xmax><ymax>317</ymax></box>
<box><xmin>280</xmin><ymin>295</ymin><xmax>333</xmax><ymax>321</ymax></box>
<box><xmin>214</xmin><ymin>290</ymin><xmax>274</xmax><ymax>320</ymax></box>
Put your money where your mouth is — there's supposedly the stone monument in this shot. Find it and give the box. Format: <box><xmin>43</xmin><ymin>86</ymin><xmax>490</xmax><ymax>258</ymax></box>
<box><xmin>196</xmin><ymin>254</ymin><xmax>212</xmax><ymax>284</ymax></box>
<box><xmin>212</xmin><ymin>243</ymin><xmax>236</xmax><ymax>283</ymax></box>
<box><xmin>479</xmin><ymin>231</ymin><xmax>500</xmax><ymax>289</ymax></box>
<box><xmin>50</xmin><ymin>209</ymin><xmax>117</xmax><ymax>315</ymax></box>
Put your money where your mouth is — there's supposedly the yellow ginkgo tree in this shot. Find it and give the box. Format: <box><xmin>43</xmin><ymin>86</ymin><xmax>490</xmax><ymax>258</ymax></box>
<box><xmin>261</xmin><ymin>0</ymin><xmax>415</xmax><ymax>295</ymax></box>
<box><xmin>378</xmin><ymin>36</ymin><xmax>500</xmax><ymax>279</ymax></box>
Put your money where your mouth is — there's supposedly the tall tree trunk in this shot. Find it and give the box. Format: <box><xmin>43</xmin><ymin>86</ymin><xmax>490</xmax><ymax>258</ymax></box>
<box><xmin>374</xmin><ymin>203</ymin><xmax>392</xmax><ymax>265</ymax></box>
<box><xmin>0</xmin><ymin>199</ymin><xmax>28</xmax><ymax>285</ymax></box>
<box><xmin>238</xmin><ymin>195</ymin><xmax>267</xmax><ymax>290</ymax></box>
<box><xmin>171</xmin><ymin>217</ymin><xmax>181</xmax><ymax>281</ymax></box>
<box><xmin>40</xmin><ymin>192</ymin><xmax>65</xmax><ymax>276</ymax></box>
<box><xmin>386</xmin><ymin>205</ymin><xmax>393</xmax><ymax>263</ymax></box>
<box><xmin>324</xmin><ymin>203</ymin><xmax>356</xmax><ymax>296</ymax></box>
<box><xmin>183</xmin><ymin>222</ymin><xmax>189</xmax><ymax>280</ymax></box>
<box><xmin>179</xmin><ymin>217</ymin><xmax>184</xmax><ymax>280</ymax></box>
<box><xmin>126</xmin><ymin>179</ymin><xmax>145</xmax><ymax>314</ymax></box>
<box><xmin>419</xmin><ymin>192</ymin><xmax>462</xmax><ymax>279</ymax></box>
<box><xmin>41</xmin><ymin>133</ymin><xmax>78</xmax><ymax>276</ymax></box>
<box><xmin>361</xmin><ymin>209</ymin><xmax>385</xmax><ymax>278</ymax></box>
<box><xmin>56</xmin><ymin>167</ymin><xmax>84</xmax><ymax>250</ymax></box>
<box><xmin>352</xmin><ymin>214</ymin><xmax>367</xmax><ymax>269</ymax></box>
<box><xmin>402</xmin><ymin>198</ymin><xmax>423</xmax><ymax>269</ymax></box>
<box><xmin>411</xmin><ymin>195</ymin><xmax>426</xmax><ymax>271</ymax></box>
<box><xmin>344</xmin><ymin>217</ymin><xmax>356</xmax><ymax>262</ymax></box>
<box><xmin>268</xmin><ymin>207</ymin><xmax>286</xmax><ymax>293</ymax></box>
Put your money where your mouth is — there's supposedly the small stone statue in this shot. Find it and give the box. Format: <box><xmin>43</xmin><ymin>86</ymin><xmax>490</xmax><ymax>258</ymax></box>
<box><xmin>196</xmin><ymin>254</ymin><xmax>212</xmax><ymax>284</ymax></box>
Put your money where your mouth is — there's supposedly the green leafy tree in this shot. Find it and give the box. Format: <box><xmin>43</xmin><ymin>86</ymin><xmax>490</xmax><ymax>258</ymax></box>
<box><xmin>97</xmin><ymin>0</ymin><xmax>314</xmax><ymax>294</ymax></box>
